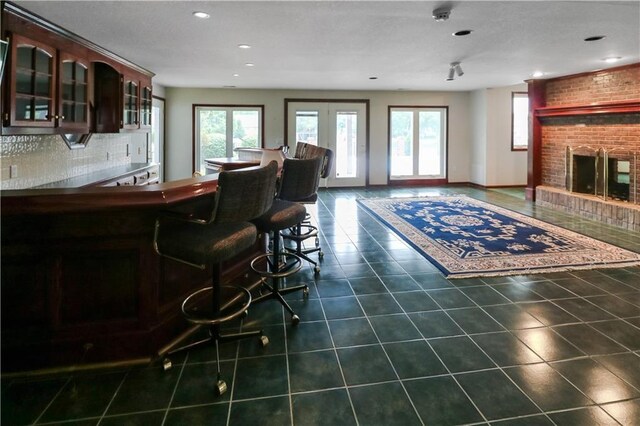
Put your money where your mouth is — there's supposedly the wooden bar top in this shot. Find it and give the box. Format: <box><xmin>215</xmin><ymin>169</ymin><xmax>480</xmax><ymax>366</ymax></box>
<box><xmin>1</xmin><ymin>174</ymin><xmax>219</xmax><ymax>215</ymax></box>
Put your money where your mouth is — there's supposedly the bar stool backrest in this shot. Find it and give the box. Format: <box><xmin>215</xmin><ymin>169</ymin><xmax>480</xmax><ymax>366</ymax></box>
<box><xmin>278</xmin><ymin>157</ymin><xmax>324</xmax><ymax>202</ymax></box>
<box><xmin>213</xmin><ymin>161</ymin><xmax>278</xmax><ymax>224</ymax></box>
<box><xmin>293</xmin><ymin>142</ymin><xmax>334</xmax><ymax>179</ymax></box>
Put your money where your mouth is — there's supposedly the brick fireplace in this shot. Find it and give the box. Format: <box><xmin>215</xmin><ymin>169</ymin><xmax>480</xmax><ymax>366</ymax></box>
<box><xmin>527</xmin><ymin>64</ymin><xmax>640</xmax><ymax>230</ymax></box>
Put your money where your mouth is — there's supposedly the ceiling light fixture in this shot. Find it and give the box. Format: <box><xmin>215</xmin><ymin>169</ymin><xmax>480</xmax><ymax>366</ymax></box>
<box><xmin>447</xmin><ymin>62</ymin><xmax>464</xmax><ymax>81</ymax></box>
<box><xmin>233</xmin><ymin>73</ymin><xmax>239</xmax><ymax>77</ymax></box>
<box><xmin>193</xmin><ymin>11</ymin><xmax>210</xmax><ymax>19</ymax></box>
<box><xmin>245</xmin><ymin>63</ymin><xmax>255</xmax><ymax>67</ymax></box>
<box><xmin>432</xmin><ymin>7</ymin><xmax>451</xmax><ymax>22</ymax></box>
<box><xmin>453</xmin><ymin>30</ymin><xmax>473</xmax><ymax>37</ymax></box>
<box><xmin>446</xmin><ymin>67</ymin><xmax>455</xmax><ymax>81</ymax></box>
<box><xmin>238</xmin><ymin>44</ymin><xmax>251</xmax><ymax>49</ymax></box>
<box><xmin>584</xmin><ymin>35</ymin><xmax>606</xmax><ymax>42</ymax></box>
<box><xmin>603</xmin><ymin>56</ymin><xmax>622</xmax><ymax>63</ymax></box>
<box><xmin>532</xmin><ymin>71</ymin><xmax>544</xmax><ymax>78</ymax></box>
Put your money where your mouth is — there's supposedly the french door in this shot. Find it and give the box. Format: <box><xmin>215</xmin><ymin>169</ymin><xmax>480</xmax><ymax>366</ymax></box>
<box><xmin>287</xmin><ymin>101</ymin><xmax>367</xmax><ymax>187</ymax></box>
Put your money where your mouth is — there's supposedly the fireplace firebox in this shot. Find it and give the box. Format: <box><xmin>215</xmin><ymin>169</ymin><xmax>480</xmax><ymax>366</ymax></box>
<box><xmin>566</xmin><ymin>146</ymin><xmax>636</xmax><ymax>203</ymax></box>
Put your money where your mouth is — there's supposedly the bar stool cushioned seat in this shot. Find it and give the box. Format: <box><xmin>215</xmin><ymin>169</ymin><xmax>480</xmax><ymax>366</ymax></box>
<box><xmin>157</xmin><ymin>221</ymin><xmax>257</xmax><ymax>267</ymax></box>
<box><xmin>252</xmin><ymin>199</ymin><xmax>306</xmax><ymax>233</ymax></box>
<box><xmin>250</xmin><ymin>157</ymin><xmax>323</xmax><ymax>325</ymax></box>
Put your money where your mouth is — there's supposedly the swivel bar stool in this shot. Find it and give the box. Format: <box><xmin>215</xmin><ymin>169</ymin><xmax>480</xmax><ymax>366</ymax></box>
<box><xmin>154</xmin><ymin>161</ymin><xmax>278</xmax><ymax>396</ymax></box>
<box><xmin>250</xmin><ymin>157</ymin><xmax>323</xmax><ymax>325</ymax></box>
<box><xmin>282</xmin><ymin>143</ymin><xmax>334</xmax><ymax>273</ymax></box>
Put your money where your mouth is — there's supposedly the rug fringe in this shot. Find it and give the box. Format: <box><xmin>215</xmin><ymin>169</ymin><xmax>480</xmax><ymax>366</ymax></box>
<box><xmin>447</xmin><ymin>261</ymin><xmax>640</xmax><ymax>279</ymax></box>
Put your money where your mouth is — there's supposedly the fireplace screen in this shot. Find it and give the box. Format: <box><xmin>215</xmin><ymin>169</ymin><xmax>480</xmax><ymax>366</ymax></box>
<box><xmin>566</xmin><ymin>146</ymin><xmax>637</xmax><ymax>203</ymax></box>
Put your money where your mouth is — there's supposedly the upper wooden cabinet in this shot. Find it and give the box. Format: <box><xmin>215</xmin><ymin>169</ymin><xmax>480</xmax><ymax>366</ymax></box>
<box><xmin>1</xmin><ymin>2</ymin><xmax>154</xmax><ymax>136</ymax></box>
<box><xmin>7</xmin><ymin>34</ymin><xmax>57</xmax><ymax>129</ymax></box>
<box><xmin>122</xmin><ymin>72</ymin><xmax>140</xmax><ymax>130</ymax></box>
<box><xmin>59</xmin><ymin>51</ymin><xmax>90</xmax><ymax>132</ymax></box>
<box><xmin>140</xmin><ymin>81</ymin><xmax>152</xmax><ymax>130</ymax></box>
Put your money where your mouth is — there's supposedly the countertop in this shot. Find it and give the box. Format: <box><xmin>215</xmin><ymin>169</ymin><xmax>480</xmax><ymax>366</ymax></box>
<box><xmin>32</xmin><ymin>163</ymin><xmax>159</xmax><ymax>189</ymax></box>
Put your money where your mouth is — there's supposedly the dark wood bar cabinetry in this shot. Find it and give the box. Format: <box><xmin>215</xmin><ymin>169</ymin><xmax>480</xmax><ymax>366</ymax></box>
<box><xmin>1</xmin><ymin>1</ymin><xmax>154</xmax><ymax>135</ymax></box>
<box><xmin>1</xmin><ymin>176</ymin><xmax>264</xmax><ymax>374</ymax></box>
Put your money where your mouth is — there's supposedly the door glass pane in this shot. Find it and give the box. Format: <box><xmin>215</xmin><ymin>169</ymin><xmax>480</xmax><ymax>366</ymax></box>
<box><xmin>63</xmin><ymin>102</ymin><xmax>73</xmax><ymax>121</ymax></box>
<box><xmin>418</xmin><ymin>111</ymin><xmax>442</xmax><ymax>176</ymax></box>
<box><xmin>16</xmin><ymin>71</ymin><xmax>32</xmax><ymax>94</ymax></box>
<box><xmin>35</xmin><ymin>49</ymin><xmax>51</xmax><ymax>74</ymax></box>
<box><xmin>232</xmin><ymin>110</ymin><xmax>259</xmax><ymax>150</ymax></box>
<box><xmin>335</xmin><ymin>111</ymin><xmax>357</xmax><ymax>178</ymax></box>
<box><xmin>390</xmin><ymin>111</ymin><xmax>413</xmax><ymax>176</ymax></box>
<box><xmin>63</xmin><ymin>82</ymin><xmax>73</xmax><ymax>100</ymax></box>
<box><xmin>76</xmin><ymin>104</ymin><xmax>86</xmax><ymax>122</ymax></box>
<box><xmin>296</xmin><ymin>111</ymin><xmax>318</xmax><ymax>145</ymax></box>
<box><xmin>17</xmin><ymin>46</ymin><xmax>32</xmax><ymax>69</ymax></box>
<box><xmin>76</xmin><ymin>64</ymin><xmax>87</xmax><ymax>82</ymax></box>
<box><xmin>75</xmin><ymin>84</ymin><xmax>86</xmax><ymax>102</ymax></box>
<box><xmin>199</xmin><ymin>110</ymin><xmax>227</xmax><ymax>167</ymax></box>
<box><xmin>15</xmin><ymin>97</ymin><xmax>32</xmax><ymax>120</ymax></box>
<box><xmin>35</xmin><ymin>74</ymin><xmax>50</xmax><ymax>97</ymax></box>
<box><xmin>34</xmin><ymin>98</ymin><xmax>50</xmax><ymax>120</ymax></box>
<box><xmin>62</xmin><ymin>61</ymin><xmax>73</xmax><ymax>80</ymax></box>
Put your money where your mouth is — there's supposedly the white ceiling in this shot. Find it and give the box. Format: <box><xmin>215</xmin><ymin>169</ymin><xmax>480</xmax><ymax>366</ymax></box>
<box><xmin>18</xmin><ymin>1</ymin><xmax>640</xmax><ymax>91</ymax></box>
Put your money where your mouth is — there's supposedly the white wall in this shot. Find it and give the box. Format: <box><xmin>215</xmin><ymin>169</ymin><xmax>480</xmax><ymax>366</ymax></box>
<box><xmin>165</xmin><ymin>88</ymin><xmax>471</xmax><ymax>184</ymax></box>
<box><xmin>469</xmin><ymin>83</ymin><xmax>528</xmax><ymax>186</ymax></box>
<box><xmin>470</xmin><ymin>89</ymin><xmax>488</xmax><ymax>186</ymax></box>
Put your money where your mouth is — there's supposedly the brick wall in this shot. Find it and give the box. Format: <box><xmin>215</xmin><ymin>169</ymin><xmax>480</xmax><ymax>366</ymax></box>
<box><xmin>545</xmin><ymin>65</ymin><xmax>640</xmax><ymax>105</ymax></box>
<box><xmin>540</xmin><ymin>65</ymin><xmax>640</xmax><ymax>203</ymax></box>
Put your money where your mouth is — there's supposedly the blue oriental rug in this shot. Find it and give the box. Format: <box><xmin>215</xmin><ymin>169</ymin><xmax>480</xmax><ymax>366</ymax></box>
<box><xmin>357</xmin><ymin>196</ymin><xmax>640</xmax><ymax>279</ymax></box>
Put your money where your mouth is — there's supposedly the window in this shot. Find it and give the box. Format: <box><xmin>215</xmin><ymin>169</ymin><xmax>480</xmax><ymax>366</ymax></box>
<box><xmin>194</xmin><ymin>105</ymin><xmax>263</xmax><ymax>174</ymax></box>
<box><xmin>389</xmin><ymin>107</ymin><xmax>447</xmax><ymax>180</ymax></box>
<box><xmin>512</xmin><ymin>92</ymin><xmax>529</xmax><ymax>151</ymax></box>
<box><xmin>295</xmin><ymin>110</ymin><xmax>319</xmax><ymax>145</ymax></box>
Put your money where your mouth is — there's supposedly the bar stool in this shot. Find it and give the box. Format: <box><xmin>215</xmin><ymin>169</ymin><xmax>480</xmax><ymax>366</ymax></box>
<box><xmin>250</xmin><ymin>157</ymin><xmax>323</xmax><ymax>325</ymax></box>
<box><xmin>153</xmin><ymin>161</ymin><xmax>278</xmax><ymax>396</ymax></box>
<box><xmin>282</xmin><ymin>143</ymin><xmax>334</xmax><ymax>273</ymax></box>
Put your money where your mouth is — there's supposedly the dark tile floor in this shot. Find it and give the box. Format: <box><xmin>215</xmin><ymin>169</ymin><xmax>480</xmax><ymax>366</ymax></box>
<box><xmin>2</xmin><ymin>186</ymin><xmax>640</xmax><ymax>425</ymax></box>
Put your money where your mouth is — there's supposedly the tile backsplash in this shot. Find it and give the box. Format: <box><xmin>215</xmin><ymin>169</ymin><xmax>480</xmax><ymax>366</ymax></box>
<box><xmin>0</xmin><ymin>133</ymin><xmax>147</xmax><ymax>190</ymax></box>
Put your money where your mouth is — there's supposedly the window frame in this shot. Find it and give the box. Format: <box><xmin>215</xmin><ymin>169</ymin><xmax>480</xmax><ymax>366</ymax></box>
<box><xmin>511</xmin><ymin>92</ymin><xmax>529</xmax><ymax>151</ymax></box>
<box><xmin>192</xmin><ymin>104</ymin><xmax>265</xmax><ymax>174</ymax></box>
<box><xmin>387</xmin><ymin>105</ymin><xmax>448</xmax><ymax>183</ymax></box>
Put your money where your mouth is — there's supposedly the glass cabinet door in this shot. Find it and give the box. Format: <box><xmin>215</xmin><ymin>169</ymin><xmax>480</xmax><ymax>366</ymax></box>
<box><xmin>9</xmin><ymin>34</ymin><xmax>56</xmax><ymax>127</ymax></box>
<box><xmin>59</xmin><ymin>52</ymin><xmax>89</xmax><ymax>131</ymax></box>
<box><xmin>140</xmin><ymin>85</ymin><xmax>152</xmax><ymax>129</ymax></box>
<box><xmin>122</xmin><ymin>77</ymin><xmax>139</xmax><ymax>129</ymax></box>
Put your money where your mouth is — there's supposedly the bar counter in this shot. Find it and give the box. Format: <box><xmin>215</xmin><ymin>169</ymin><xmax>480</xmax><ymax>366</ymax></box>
<box><xmin>1</xmin><ymin>174</ymin><xmax>260</xmax><ymax>374</ymax></box>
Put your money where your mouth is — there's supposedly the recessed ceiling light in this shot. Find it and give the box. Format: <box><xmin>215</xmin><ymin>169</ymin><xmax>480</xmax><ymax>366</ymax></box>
<box><xmin>584</xmin><ymin>35</ymin><xmax>606</xmax><ymax>42</ymax></box>
<box><xmin>193</xmin><ymin>11</ymin><xmax>210</xmax><ymax>19</ymax></box>
<box><xmin>532</xmin><ymin>71</ymin><xmax>544</xmax><ymax>78</ymax></box>
<box><xmin>453</xmin><ymin>30</ymin><xmax>473</xmax><ymax>36</ymax></box>
<box><xmin>245</xmin><ymin>63</ymin><xmax>255</xmax><ymax>67</ymax></box>
<box><xmin>603</xmin><ymin>56</ymin><xmax>622</xmax><ymax>63</ymax></box>
<box><xmin>233</xmin><ymin>73</ymin><xmax>239</xmax><ymax>77</ymax></box>
<box><xmin>238</xmin><ymin>44</ymin><xmax>251</xmax><ymax>49</ymax></box>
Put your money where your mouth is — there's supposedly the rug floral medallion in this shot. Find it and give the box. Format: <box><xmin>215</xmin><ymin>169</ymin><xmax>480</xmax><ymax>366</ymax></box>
<box><xmin>357</xmin><ymin>196</ymin><xmax>640</xmax><ymax>279</ymax></box>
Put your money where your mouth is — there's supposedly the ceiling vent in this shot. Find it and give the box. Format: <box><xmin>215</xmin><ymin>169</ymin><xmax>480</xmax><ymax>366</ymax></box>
<box><xmin>432</xmin><ymin>7</ymin><xmax>451</xmax><ymax>22</ymax></box>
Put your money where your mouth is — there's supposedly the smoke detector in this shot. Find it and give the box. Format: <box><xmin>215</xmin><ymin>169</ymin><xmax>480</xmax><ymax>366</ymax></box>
<box><xmin>432</xmin><ymin>7</ymin><xmax>451</xmax><ymax>22</ymax></box>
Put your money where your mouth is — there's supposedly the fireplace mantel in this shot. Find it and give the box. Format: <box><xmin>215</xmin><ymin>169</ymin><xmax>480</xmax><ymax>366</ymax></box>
<box><xmin>535</xmin><ymin>100</ymin><xmax>640</xmax><ymax>118</ymax></box>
